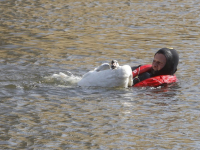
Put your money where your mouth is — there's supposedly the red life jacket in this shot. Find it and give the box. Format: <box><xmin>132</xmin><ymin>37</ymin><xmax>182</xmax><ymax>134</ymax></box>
<box><xmin>132</xmin><ymin>64</ymin><xmax>178</xmax><ymax>87</ymax></box>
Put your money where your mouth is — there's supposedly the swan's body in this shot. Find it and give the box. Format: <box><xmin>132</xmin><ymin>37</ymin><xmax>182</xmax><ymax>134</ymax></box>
<box><xmin>78</xmin><ymin>63</ymin><xmax>133</xmax><ymax>88</ymax></box>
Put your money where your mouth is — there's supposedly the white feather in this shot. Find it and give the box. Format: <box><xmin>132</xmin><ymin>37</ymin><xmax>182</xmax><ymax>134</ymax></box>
<box><xmin>78</xmin><ymin>65</ymin><xmax>133</xmax><ymax>88</ymax></box>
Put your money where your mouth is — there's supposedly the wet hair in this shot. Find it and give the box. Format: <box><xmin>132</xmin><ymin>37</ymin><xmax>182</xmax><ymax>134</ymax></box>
<box><xmin>151</xmin><ymin>48</ymin><xmax>179</xmax><ymax>76</ymax></box>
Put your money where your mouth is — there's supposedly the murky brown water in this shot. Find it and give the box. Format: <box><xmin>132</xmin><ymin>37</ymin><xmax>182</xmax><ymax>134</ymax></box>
<box><xmin>1</xmin><ymin>0</ymin><xmax>200</xmax><ymax>149</ymax></box>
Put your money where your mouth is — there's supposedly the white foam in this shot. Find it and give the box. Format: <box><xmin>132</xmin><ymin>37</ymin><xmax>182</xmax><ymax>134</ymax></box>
<box><xmin>45</xmin><ymin>71</ymin><xmax>81</xmax><ymax>85</ymax></box>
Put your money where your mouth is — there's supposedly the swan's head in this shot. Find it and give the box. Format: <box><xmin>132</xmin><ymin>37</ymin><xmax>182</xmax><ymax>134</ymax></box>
<box><xmin>111</xmin><ymin>60</ymin><xmax>119</xmax><ymax>69</ymax></box>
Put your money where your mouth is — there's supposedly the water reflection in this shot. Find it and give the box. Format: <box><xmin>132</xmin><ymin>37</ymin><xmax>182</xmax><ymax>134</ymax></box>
<box><xmin>1</xmin><ymin>0</ymin><xmax>200</xmax><ymax>149</ymax></box>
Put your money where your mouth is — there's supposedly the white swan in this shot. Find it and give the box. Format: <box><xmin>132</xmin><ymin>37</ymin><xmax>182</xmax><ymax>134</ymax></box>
<box><xmin>78</xmin><ymin>61</ymin><xmax>133</xmax><ymax>88</ymax></box>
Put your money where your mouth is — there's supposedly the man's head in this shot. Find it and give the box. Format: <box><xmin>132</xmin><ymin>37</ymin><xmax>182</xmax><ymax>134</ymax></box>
<box><xmin>151</xmin><ymin>48</ymin><xmax>179</xmax><ymax>76</ymax></box>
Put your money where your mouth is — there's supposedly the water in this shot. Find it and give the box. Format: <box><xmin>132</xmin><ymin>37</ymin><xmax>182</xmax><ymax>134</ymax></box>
<box><xmin>1</xmin><ymin>0</ymin><xmax>200</xmax><ymax>149</ymax></box>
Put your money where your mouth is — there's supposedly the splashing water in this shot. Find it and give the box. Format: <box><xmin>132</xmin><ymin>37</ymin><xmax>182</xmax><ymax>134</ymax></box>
<box><xmin>44</xmin><ymin>71</ymin><xmax>82</xmax><ymax>86</ymax></box>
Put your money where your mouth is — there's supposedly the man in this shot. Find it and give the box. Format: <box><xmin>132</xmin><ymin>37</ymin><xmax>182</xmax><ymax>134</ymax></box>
<box><xmin>131</xmin><ymin>48</ymin><xmax>179</xmax><ymax>85</ymax></box>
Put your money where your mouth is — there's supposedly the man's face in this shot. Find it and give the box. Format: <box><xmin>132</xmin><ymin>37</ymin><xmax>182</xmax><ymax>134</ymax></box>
<box><xmin>152</xmin><ymin>53</ymin><xmax>166</xmax><ymax>71</ymax></box>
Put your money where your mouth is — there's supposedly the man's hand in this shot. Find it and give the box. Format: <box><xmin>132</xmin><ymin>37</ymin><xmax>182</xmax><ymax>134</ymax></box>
<box><xmin>111</xmin><ymin>60</ymin><xmax>119</xmax><ymax>69</ymax></box>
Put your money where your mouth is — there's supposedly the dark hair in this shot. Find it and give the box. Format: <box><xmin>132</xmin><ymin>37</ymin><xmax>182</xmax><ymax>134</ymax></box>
<box><xmin>152</xmin><ymin>48</ymin><xmax>179</xmax><ymax>76</ymax></box>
